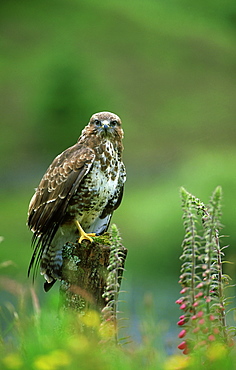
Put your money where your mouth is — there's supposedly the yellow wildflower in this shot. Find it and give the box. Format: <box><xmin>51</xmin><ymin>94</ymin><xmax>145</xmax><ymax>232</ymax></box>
<box><xmin>164</xmin><ymin>354</ymin><xmax>189</xmax><ymax>370</ymax></box>
<box><xmin>80</xmin><ymin>310</ymin><xmax>101</xmax><ymax>328</ymax></box>
<box><xmin>207</xmin><ymin>343</ymin><xmax>228</xmax><ymax>361</ymax></box>
<box><xmin>34</xmin><ymin>350</ymin><xmax>71</xmax><ymax>370</ymax></box>
<box><xmin>68</xmin><ymin>335</ymin><xmax>89</xmax><ymax>353</ymax></box>
<box><xmin>2</xmin><ymin>353</ymin><xmax>23</xmax><ymax>369</ymax></box>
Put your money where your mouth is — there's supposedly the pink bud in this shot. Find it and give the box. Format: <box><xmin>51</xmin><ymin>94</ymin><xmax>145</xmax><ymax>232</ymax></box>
<box><xmin>193</xmin><ymin>302</ymin><xmax>198</xmax><ymax>307</ymax></box>
<box><xmin>191</xmin><ymin>315</ymin><xmax>197</xmax><ymax>320</ymax></box>
<box><xmin>178</xmin><ymin>329</ymin><xmax>187</xmax><ymax>338</ymax></box>
<box><xmin>180</xmin><ymin>303</ymin><xmax>187</xmax><ymax>310</ymax></box>
<box><xmin>196</xmin><ymin>283</ymin><xmax>204</xmax><ymax>289</ymax></box>
<box><xmin>178</xmin><ymin>341</ymin><xmax>187</xmax><ymax>350</ymax></box>
<box><xmin>195</xmin><ymin>292</ymin><xmax>203</xmax><ymax>298</ymax></box>
<box><xmin>209</xmin><ymin>315</ymin><xmax>215</xmax><ymax>321</ymax></box>
<box><xmin>196</xmin><ymin>311</ymin><xmax>204</xmax><ymax>318</ymax></box>
<box><xmin>193</xmin><ymin>327</ymin><xmax>200</xmax><ymax>333</ymax></box>
<box><xmin>175</xmin><ymin>298</ymin><xmax>184</xmax><ymax>305</ymax></box>
<box><xmin>183</xmin><ymin>347</ymin><xmax>190</xmax><ymax>355</ymax></box>
<box><xmin>205</xmin><ymin>297</ymin><xmax>211</xmax><ymax>303</ymax></box>
<box><xmin>208</xmin><ymin>335</ymin><xmax>215</xmax><ymax>342</ymax></box>
<box><xmin>199</xmin><ymin>318</ymin><xmax>205</xmax><ymax>325</ymax></box>
<box><xmin>177</xmin><ymin>319</ymin><xmax>185</xmax><ymax>326</ymax></box>
<box><xmin>213</xmin><ymin>328</ymin><xmax>220</xmax><ymax>335</ymax></box>
<box><xmin>179</xmin><ymin>315</ymin><xmax>185</xmax><ymax>320</ymax></box>
<box><xmin>180</xmin><ymin>288</ymin><xmax>188</xmax><ymax>294</ymax></box>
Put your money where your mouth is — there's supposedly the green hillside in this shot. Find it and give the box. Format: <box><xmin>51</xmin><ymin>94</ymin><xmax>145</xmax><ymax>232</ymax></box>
<box><xmin>1</xmin><ymin>1</ymin><xmax>236</xmax><ymax>356</ymax></box>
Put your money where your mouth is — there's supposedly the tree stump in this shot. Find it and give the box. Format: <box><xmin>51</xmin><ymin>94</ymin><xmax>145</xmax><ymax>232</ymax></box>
<box><xmin>59</xmin><ymin>225</ymin><xmax>127</xmax><ymax>314</ymax></box>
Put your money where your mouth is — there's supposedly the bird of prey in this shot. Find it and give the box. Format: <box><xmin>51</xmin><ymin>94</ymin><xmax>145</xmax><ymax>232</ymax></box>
<box><xmin>27</xmin><ymin>111</ymin><xmax>126</xmax><ymax>291</ymax></box>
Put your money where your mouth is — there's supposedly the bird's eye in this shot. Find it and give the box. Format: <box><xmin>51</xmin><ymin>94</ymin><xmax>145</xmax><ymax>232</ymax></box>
<box><xmin>93</xmin><ymin>119</ymin><xmax>101</xmax><ymax>127</ymax></box>
<box><xmin>110</xmin><ymin>120</ymin><xmax>119</xmax><ymax>127</ymax></box>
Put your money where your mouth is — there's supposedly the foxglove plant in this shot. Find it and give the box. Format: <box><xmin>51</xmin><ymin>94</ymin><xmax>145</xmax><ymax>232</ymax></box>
<box><xmin>176</xmin><ymin>187</ymin><xmax>233</xmax><ymax>354</ymax></box>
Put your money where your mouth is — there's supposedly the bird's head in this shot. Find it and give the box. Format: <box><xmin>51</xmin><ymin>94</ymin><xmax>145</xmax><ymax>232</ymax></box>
<box><xmin>88</xmin><ymin>111</ymin><xmax>124</xmax><ymax>140</ymax></box>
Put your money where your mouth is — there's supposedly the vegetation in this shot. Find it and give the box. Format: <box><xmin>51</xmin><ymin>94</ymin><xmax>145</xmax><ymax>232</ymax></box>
<box><xmin>1</xmin><ymin>188</ymin><xmax>236</xmax><ymax>369</ymax></box>
<box><xmin>176</xmin><ymin>187</ymin><xmax>234</xmax><ymax>355</ymax></box>
<box><xmin>1</xmin><ymin>0</ymin><xmax>236</xmax><ymax>368</ymax></box>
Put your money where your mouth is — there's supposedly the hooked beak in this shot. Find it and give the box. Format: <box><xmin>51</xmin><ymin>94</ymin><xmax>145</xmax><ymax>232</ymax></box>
<box><xmin>101</xmin><ymin>120</ymin><xmax>111</xmax><ymax>135</ymax></box>
<box><xmin>101</xmin><ymin>120</ymin><xmax>110</xmax><ymax>131</ymax></box>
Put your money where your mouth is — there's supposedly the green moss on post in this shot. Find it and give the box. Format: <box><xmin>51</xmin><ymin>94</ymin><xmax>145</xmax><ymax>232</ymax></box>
<box><xmin>60</xmin><ymin>225</ymin><xmax>127</xmax><ymax>314</ymax></box>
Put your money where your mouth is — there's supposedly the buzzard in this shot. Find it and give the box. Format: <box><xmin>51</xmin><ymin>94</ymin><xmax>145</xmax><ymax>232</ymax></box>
<box><xmin>27</xmin><ymin>111</ymin><xmax>126</xmax><ymax>291</ymax></box>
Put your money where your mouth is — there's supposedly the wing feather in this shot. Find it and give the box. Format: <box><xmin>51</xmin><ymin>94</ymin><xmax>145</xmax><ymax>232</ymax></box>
<box><xmin>27</xmin><ymin>143</ymin><xmax>95</xmax><ymax>277</ymax></box>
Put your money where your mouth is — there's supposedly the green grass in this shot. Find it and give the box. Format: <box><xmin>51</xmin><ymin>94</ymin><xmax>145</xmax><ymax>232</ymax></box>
<box><xmin>1</xmin><ymin>275</ymin><xmax>236</xmax><ymax>370</ymax></box>
<box><xmin>1</xmin><ymin>0</ymin><xmax>236</xmax><ymax>367</ymax></box>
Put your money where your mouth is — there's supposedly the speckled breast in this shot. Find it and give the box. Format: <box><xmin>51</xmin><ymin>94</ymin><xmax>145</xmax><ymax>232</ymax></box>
<box><xmin>67</xmin><ymin>140</ymin><xmax>121</xmax><ymax>229</ymax></box>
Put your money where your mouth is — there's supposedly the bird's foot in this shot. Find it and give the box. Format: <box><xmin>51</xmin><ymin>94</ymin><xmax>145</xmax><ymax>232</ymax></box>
<box><xmin>78</xmin><ymin>232</ymin><xmax>96</xmax><ymax>244</ymax></box>
<box><xmin>75</xmin><ymin>220</ymin><xmax>96</xmax><ymax>244</ymax></box>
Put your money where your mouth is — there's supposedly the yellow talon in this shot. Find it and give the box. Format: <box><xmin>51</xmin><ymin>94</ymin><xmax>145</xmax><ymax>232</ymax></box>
<box><xmin>75</xmin><ymin>220</ymin><xmax>96</xmax><ymax>244</ymax></box>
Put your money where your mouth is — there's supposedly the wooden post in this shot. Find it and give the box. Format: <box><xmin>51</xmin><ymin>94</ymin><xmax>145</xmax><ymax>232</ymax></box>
<box><xmin>60</xmin><ymin>225</ymin><xmax>127</xmax><ymax>314</ymax></box>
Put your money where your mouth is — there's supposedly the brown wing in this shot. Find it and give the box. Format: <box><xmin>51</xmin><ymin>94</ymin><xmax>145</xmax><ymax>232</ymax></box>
<box><xmin>27</xmin><ymin>143</ymin><xmax>95</xmax><ymax>277</ymax></box>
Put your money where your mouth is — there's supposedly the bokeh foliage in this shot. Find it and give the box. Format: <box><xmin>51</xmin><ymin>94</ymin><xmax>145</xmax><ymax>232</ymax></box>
<box><xmin>1</xmin><ymin>0</ymin><xmax>236</xmax><ymax>343</ymax></box>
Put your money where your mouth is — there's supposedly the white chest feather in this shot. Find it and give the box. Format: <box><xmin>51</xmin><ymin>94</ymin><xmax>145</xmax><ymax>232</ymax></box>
<box><xmin>67</xmin><ymin>139</ymin><xmax>123</xmax><ymax>229</ymax></box>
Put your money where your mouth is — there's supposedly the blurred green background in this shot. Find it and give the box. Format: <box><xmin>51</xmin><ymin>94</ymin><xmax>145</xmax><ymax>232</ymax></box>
<box><xmin>1</xmin><ymin>0</ymin><xmax>236</xmax><ymax>341</ymax></box>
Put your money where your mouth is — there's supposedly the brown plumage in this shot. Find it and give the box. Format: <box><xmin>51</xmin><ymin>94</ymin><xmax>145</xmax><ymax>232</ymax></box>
<box><xmin>27</xmin><ymin>111</ymin><xmax>126</xmax><ymax>291</ymax></box>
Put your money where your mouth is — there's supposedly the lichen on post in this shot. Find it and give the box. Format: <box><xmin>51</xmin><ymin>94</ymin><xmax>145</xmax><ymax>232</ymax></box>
<box><xmin>60</xmin><ymin>224</ymin><xmax>127</xmax><ymax>315</ymax></box>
